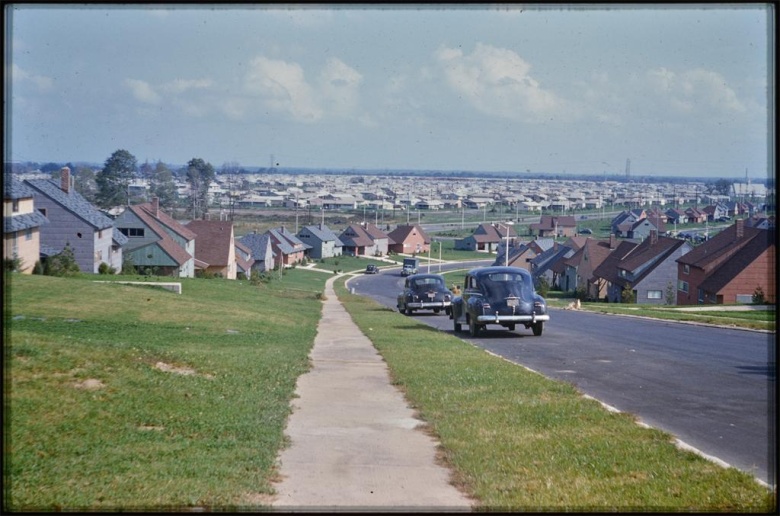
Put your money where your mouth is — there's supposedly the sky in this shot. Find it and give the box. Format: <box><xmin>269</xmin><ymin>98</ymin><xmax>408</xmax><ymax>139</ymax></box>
<box><xmin>5</xmin><ymin>4</ymin><xmax>773</xmax><ymax>179</ymax></box>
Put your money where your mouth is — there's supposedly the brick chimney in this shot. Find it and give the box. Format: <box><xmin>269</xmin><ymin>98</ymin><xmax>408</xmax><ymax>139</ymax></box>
<box><xmin>60</xmin><ymin>166</ymin><xmax>72</xmax><ymax>193</ymax></box>
<box><xmin>152</xmin><ymin>196</ymin><xmax>160</xmax><ymax>217</ymax></box>
<box><xmin>609</xmin><ymin>233</ymin><xmax>616</xmax><ymax>250</ymax></box>
<box><xmin>650</xmin><ymin>230</ymin><xmax>658</xmax><ymax>245</ymax></box>
<box><xmin>736</xmin><ymin>218</ymin><xmax>744</xmax><ymax>239</ymax></box>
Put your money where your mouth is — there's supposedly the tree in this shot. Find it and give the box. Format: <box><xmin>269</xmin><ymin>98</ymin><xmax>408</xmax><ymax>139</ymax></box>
<box><xmin>74</xmin><ymin>166</ymin><xmax>98</xmax><ymax>203</ymax></box>
<box><xmin>715</xmin><ymin>179</ymin><xmax>733</xmax><ymax>197</ymax></box>
<box><xmin>149</xmin><ymin>161</ymin><xmax>177</xmax><ymax>211</ymax></box>
<box><xmin>96</xmin><ymin>149</ymin><xmax>137</xmax><ymax>209</ymax></box>
<box><xmin>185</xmin><ymin>157</ymin><xmax>215</xmax><ymax>220</ymax></box>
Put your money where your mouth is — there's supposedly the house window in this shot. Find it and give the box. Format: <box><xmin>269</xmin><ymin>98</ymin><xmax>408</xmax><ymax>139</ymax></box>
<box><xmin>25</xmin><ymin>228</ymin><xmax>33</xmax><ymax>241</ymax></box>
<box><xmin>698</xmin><ymin>289</ymin><xmax>704</xmax><ymax>303</ymax></box>
<box><xmin>683</xmin><ymin>264</ymin><xmax>690</xmax><ymax>274</ymax></box>
<box><xmin>119</xmin><ymin>227</ymin><xmax>145</xmax><ymax>237</ymax></box>
<box><xmin>647</xmin><ymin>290</ymin><xmax>662</xmax><ymax>299</ymax></box>
<box><xmin>678</xmin><ymin>280</ymin><xmax>689</xmax><ymax>293</ymax></box>
<box><xmin>38</xmin><ymin>208</ymin><xmax>47</xmax><ymax>217</ymax></box>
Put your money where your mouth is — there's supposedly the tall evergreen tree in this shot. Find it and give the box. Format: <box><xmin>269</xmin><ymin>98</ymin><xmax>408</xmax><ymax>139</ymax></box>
<box><xmin>96</xmin><ymin>149</ymin><xmax>137</xmax><ymax>209</ymax></box>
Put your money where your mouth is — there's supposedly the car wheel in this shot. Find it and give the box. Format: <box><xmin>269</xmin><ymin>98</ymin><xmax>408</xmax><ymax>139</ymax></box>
<box><xmin>507</xmin><ymin>323</ymin><xmax>516</xmax><ymax>331</ymax></box>
<box><xmin>433</xmin><ymin>308</ymin><xmax>441</xmax><ymax>314</ymax></box>
<box><xmin>453</xmin><ymin>318</ymin><xmax>461</xmax><ymax>332</ymax></box>
<box><xmin>468</xmin><ymin>318</ymin><xmax>480</xmax><ymax>337</ymax></box>
<box><xmin>405</xmin><ymin>307</ymin><xmax>413</xmax><ymax>316</ymax></box>
<box><xmin>532</xmin><ymin>321</ymin><xmax>544</xmax><ymax>336</ymax></box>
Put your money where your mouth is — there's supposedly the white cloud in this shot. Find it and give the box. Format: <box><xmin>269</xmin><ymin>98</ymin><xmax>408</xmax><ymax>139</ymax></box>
<box><xmin>124</xmin><ymin>78</ymin><xmax>161</xmax><ymax>105</ymax></box>
<box><xmin>11</xmin><ymin>64</ymin><xmax>53</xmax><ymax>91</ymax></box>
<box><xmin>244</xmin><ymin>56</ymin><xmax>322</xmax><ymax>122</ymax></box>
<box><xmin>161</xmin><ymin>78</ymin><xmax>213</xmax><ymax>94</ymax></box>
<box><xmin>434</xmin><ymin>43</ymin><xmax>564</xmax><ymax>122</ymax></box>
<box><xmin>646</xmin><ymin>67</ymin><xmax>747</xmax><ymax>115</ymax></box>
<box><xmin>318</xmin><ymin>57</ymin><xmax>363</xmax><ymax>117</ymax></box>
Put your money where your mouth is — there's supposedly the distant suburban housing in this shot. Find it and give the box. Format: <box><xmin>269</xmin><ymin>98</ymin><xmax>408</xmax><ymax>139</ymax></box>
<box><xmin>24</xmin><ymin>167</ymin><xmax>126</xmax><ymax>274</ymax></box>
<box><xmin>455</xmin><ymin>223</ymin><xmax>517</xmax><ymax>253</ymax></box>
<box><xmin>530</xmin><ymin>215</ymin><xmax>577</xmax><ymax>238</ymax></box>
<box><xmin>4</xmin><ymin>175</ymin><xmax>49</xmax><ymax>273</ymax></box>
<box><xmin>114</xmin><ymin>197</ymin><xmax>196</xmax><ymax>277</ymax></box>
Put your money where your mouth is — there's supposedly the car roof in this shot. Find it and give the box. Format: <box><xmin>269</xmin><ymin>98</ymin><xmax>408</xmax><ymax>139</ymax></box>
<box><xmin>467</xmin><ymin>266</ymin><xmax>531</xmax><ymax>278</ymax></box>
<box><xmin>406</xmin><ymin>273</ymin><xmax>445</xmax><ymax>280</ymax></box>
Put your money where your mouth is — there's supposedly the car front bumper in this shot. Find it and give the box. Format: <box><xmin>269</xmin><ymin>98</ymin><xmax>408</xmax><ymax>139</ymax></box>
<box><xmin>407</xmin><ymin>301</ymin><xmax>452</xmax><ymax>309</ymax></box>
<box><xmin>476</xmin><ymin>313</ymin><xmax>550</xmax><ymax>324</ymax></box>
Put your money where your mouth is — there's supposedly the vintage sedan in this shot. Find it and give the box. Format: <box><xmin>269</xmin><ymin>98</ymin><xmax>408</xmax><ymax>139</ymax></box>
<box><xmin>450</xmin><ymin>266</ymin><xmax>549</xmax><ymax>336</ymax></box>
<box><xmin>397</xmin><ymin>273</ymin><xmax>453</xmax><ymax>315</ymax></box>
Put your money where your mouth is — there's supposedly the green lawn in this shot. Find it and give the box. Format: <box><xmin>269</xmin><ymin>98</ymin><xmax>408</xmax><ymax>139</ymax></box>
<box><xmin>5</xmin><ymin>271</ymin><xmax>324</xmax><ymax>510</ymax></box>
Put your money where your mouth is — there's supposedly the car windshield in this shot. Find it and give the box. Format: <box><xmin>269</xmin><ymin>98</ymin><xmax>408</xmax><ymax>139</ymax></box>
<box><xmin>481</xmin><ymin>272</ymin><xmax>534</xmax><ymax>301</ymax></box>
<box><xmin>412</xmin><ymin>278</ymin><xmax>443</xmax><ymax>289</ymax></box>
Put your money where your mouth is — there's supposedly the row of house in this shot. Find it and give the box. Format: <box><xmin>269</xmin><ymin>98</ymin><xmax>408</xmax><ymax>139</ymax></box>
<box><xmin>490</xmin><ymin>221</ymin><xmax>774</xmax><ymax>306</ymax></box>
<box><xmin>4</xmin><ymin>167</ymin><xmax>435</xmax><ymax>279</ymax></box>
<box><xmin>5</xmin><ymin>168</ymin><xmax>774</xmax><ymax>305</ymax></box>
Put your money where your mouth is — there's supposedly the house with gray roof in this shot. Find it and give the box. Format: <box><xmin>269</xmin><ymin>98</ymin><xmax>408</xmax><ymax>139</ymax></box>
<box><xmin>238</xmin><ymin>231</ymin><xmax>274</xmax><ymax>273</ymax></box>
<box><xmin>297</xmin><ymin>224</ymin><xmax>344</xmax><ymax>259</ymax></box>
<box><xmin>4</xmin><ymin>175</ymin><xmax>49</xmax><ymax>273</ymax></box>
<box><xmin>24</xmin><ymin>167</ymin><xmax>126</xmax><ymax>274</ymax></box>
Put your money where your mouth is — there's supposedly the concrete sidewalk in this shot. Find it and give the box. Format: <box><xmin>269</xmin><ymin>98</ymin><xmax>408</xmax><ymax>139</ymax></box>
<box><xmin>271</xmin><ymin>275</ymin><xmax>472</xmax><ymax>512</ymax></box>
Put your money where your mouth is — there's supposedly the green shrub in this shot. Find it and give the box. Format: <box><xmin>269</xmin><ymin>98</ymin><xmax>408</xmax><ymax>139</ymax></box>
<box><xmin>44</xmin><ymin>244</ymin><xmax>80</xmax><ymax>277</ymax></box>
<box><xmin>4</xmin><ymin>255</ymin><xmax>23</xmax><ymax>272</ymax></box>
<box><xmin>98</xmin><ymin>262</ymin><xmax>116</xmax><ymax>275</ymax></box>
<box><xmin>121</xmin><ymin>256</ymin><xmax>137</xmax><ymax>275</ymax></box>
<box><xmin>752</xmin><ymin>285</ymin><xmax>766</xmax><ymax>304</ymax></box>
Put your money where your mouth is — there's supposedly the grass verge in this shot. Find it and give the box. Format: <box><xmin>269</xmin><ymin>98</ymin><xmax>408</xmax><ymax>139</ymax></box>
<box><xmin>333</xmin><ymin>276</ymin><xmax>774</xmax><ymax>511</ymax></box>
<box><xmin>5</xmin><ymin>271</ymin><xmax>325</xmax><ymax>510</ymax></box>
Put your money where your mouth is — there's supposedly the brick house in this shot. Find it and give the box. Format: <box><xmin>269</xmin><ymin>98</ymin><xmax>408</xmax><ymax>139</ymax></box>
<box><xmin>387</xmin><ymin>224</ymin><xmax>430</xmax><ymax>255</ymax></box>
<box><xmin>675</xmin><ymin>219</ymin><xmax>775</xmax><ymax>305</ymax></box>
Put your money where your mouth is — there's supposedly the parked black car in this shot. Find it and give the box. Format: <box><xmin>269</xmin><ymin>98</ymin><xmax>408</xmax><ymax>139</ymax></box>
<box><xmin>365</xmin><ymin>264</ymin><xmax>379</xmax><ymax>274</ymax></box>
<box><xmin>397</xmin><ymin>273</ymin><xmax>453</xmax><ymax>315</ymax></box>
<box><xmin>450</xmin><ymin>266</ymin><xmax>549</xmax><ymax>336</ymax></box>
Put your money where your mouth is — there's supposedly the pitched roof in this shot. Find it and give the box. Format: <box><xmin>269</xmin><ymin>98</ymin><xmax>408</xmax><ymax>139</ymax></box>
<box><xmin>698</xmin><ymin>230</ymin><xmax>774</xmax><ymax>293</ymax></box>
<box><xmin>136</xmin><ymin>201</ymin><xmax>196</xmax><ymax>241</ymax></box>
<box><xmin>592</xmin><ymin>240</ymin><xmax>641</xmax><ymax>286</ymax></box>
<box><xmin>300</xmin><ymin>224</ymin><xmax>344</xmax><ymax>245</ymax></box>
<box><xmin>25</xmin><ymin>178</ymin><xmax>115</xmax><ymax>230</ymax></box>
<box><xmin>339</xmin><ymin>224</ymin><xmax>376</xmax><ymax>247</ymax></box>
<box><xmin>125</xmin><ymin>205</ymin><xmax>194</xmax><ymax>266</ymax></box>
<box><xmin>269</xmin><ymin>227</ymin><xmax>310</xmax><ymax>254</ymax></box>
<box><xmin>530</xmin><ymin>215</ymin><xmax>577</xmax><ymax>231</ymax></box>
<box><xmin>386</xmin><ymin>224</ymin><xmax>430</xmax><ymax>244</ymax></box>
<box><xmin>4</xmin><ymin>175</ymin><xmax>36</xmax><ymax>199</ymax></box>
<box><xmin>186</xmin><ymin>220</ymin><xmax>234</xmax><ymax>267</ymax></box>
<box><xmin>362</xmin><ymin>223</ymin><xmax>393</xmax><ymax>243</ymax></box>
<box><xmin>238</xmin><ymin>232</ymin><xmax>274</xmax><ymax>260</ymax></box>
<box><xmin>677</xmin><ymin>221</ymin><xmax>765</xmax><ymax>271</ymax></box>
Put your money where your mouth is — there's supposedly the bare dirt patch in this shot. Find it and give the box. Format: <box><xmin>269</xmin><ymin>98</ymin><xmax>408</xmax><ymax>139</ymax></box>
<box><xmin>73</xmin><ymin>378</ymin><xmax>105</xmax><ymax>390</ymax></box>
<box><xmin>153</xmin><ymin>361</ymin><xmax>214</xmax><ymax>379</ymax></box>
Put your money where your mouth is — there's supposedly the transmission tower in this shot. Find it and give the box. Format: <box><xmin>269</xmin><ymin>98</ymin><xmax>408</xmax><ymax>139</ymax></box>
<box><xmin>625</xmin><ymin>159</ymin><xmax>631</xmax><ymax>180</ymax></box>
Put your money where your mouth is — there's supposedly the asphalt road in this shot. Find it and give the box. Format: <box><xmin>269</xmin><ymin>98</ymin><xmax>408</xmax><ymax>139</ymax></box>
<box><xmin>346</xmin><ymin>264</ymin><xmax>775</xmax><ymax>487</ymax></box>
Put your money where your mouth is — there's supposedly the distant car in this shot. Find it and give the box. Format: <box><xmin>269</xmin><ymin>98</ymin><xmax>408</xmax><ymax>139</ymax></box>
<box><xmin>364</xmin><ymin>264</ymin><xmax>379</xmax><ymax>274</ymax></box>
<box><xmin>450</xmin><ymin>266</ymin><xmax>549</xmax><ymax>336</ymax></box>
<box><xmin>717</xmin><ymin>216</ymin><xmax>731</xmax><ymax>222</ymax></box>
<box><xmin>397</xmin><ymin>274</ymin><xmax>453</xmax><ymax>316</ymax></box>
<box><xmin>579</xmin><ymin>228</ymin><xmax>593</xmax><ymax>235</ymax></box>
